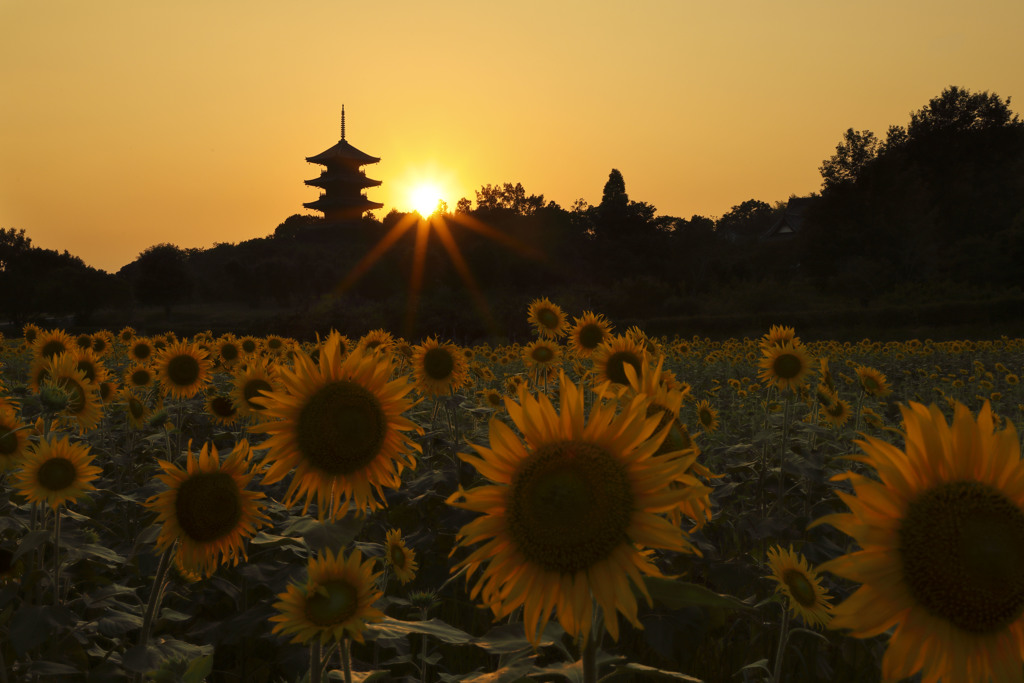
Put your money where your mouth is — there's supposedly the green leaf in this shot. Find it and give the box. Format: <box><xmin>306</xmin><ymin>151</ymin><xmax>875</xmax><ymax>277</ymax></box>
<box><xmin>98</xmin><ymin>610</ymin><xmax>143</xmax><ymax>637</ymax></box>
<box><xmin>642</xmin><ymin>577</ymin><xmax>752</xmax><ymax>611</ymax></box>
<box><xmin>602</xmin><ymin>663</ymin><xmax>704</xmax><ymax>682</ymax></box>
<box><xmin>122</xmin><ymin>644</ymin><xmax>164</xmax><ymax>674</ymax></box>
<box><xmin>327</xmin><ymin>671</ymin><xmax>391</xmax><ymax>682</ymax></box>
<box><xmin>10</xmin><ymin>605</ymin><xmax>75</xmax><ymax>655</ymax></box>
<box><xmin>28</xmin><ymin>661</ymin><xmax>82</xmax><ymax>675</ymax></box>
<box><xmin>183</xmin><ymin>654</ymin><xmax>215</xmax><ymax>683</ymax></box>
<box><xmin>12</xmin><ymin>529</ymin><xmax>51</xmax><ymax>563</ymax></box>
<box><xmin>249</xmin><ymin>531</ymin><xmax>304</xmax><ymax>549</ymax></box>
<box><xmin>471</xmin><ymin>622</ymin><xmax>561</xmax><ymax>654</ymax></box>
<box><xmin>366</xmin><ymin>615</ymin><xmax>474</xmax><ymax>644</ymax></box>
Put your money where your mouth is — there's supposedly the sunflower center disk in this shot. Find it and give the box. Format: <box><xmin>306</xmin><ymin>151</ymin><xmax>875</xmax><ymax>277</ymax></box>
<box><xmin>390</xmin><ymin>545</ymin><xmax>407</xmax><ymax>569</ymax></box>
<box><xmin>606</xmin><ymin>352</ymin><xmax>642</xmax><ymax>385</ymax></box>
<box><xmin>167</xmin><ymin>355</ymin><xmax>201</xmax><ymax>387</ymax></box>
<box><xmin>531</xmin><ymin>347</ymin><xmax>554</xmax><ymax>363</ymax></box>
<box><xmin>296</xmin><ymin>380</ymin><xmax>386</xmax><ymax>476</ymax></box>
<box><xmin>772</xmin><ymin>353</ymin><xmax>803</xmax><ymax>380</ymax></box>
<box><xmin>578</xmin><ymin>324</ymin><xmax>604</xmax><ymax>349</ymax></box>
<box><xmin>41</xmin><ymin>341</ymin><xmax>66</xmax><ymax>359</ymax></box>
<box><xmin>37</xmin><ymin>457</ymin><xmax>77</xmax><ymax>491</ymax></box>
<box><xmin>899</xmin><ymin>481</ymin><xmax>1024</xmax><ymax>633</ymax></box>
<box><xmin>243</xmin><ymin>379</ymin><xmax>273</xmax><ymax>410</ymax></box>
<box><xmin>305</xmin><ymin>580</ymin><xmax>358</xmax><ymax>626</ymax></box>
<box><xmin>782</xmin><ymin>568</ymin><xmax>818</xmax><ymax>607</ymax></box>
<box><xmin>423</xmin><ymin>348</ymin><xmax>455</xmax><ymax>380</ymax></box>
<box><xmin>174</xmin><ymin>472</ymin><xmax>243</xmax><ymax>543</ymax></box>
<box><xmin>507</xmin><ymin>441</ymin><xmax>634</xmax><ymax>575</ymax></box>
<box><xmin>537</xmin><ymin>309</ymin><xmax>560</xmax><ymax>330</ymax></box>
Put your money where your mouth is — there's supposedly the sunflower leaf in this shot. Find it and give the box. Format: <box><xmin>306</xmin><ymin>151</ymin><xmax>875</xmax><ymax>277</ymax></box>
<box><xmin>602</xmin><ymin>662</ymin><xmax>704</xmax><ymax>682</ymax></box>
<box><xmin>641</xmin><ymin>577</ymin><xmax>752</xmax><ymax>611</ymax></box>
<box><xmin>366</xmin><ymin>615</ymin><xmax>474</xmax><ymax>644</ymax></box>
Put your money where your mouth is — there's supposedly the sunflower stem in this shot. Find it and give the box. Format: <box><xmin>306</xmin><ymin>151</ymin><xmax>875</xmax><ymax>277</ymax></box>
<box><xmin>770</xmin><ymin>605</ymin><xmax>791</xmax><ymax>683</ymax></box>
<box><xmin>310</xmin><ymin>639</ymin><xmax>324</xmax><ymax>683</ymax></box>
<box><xmin>582</xmin><ymin>628</ymin><xmax>597</xmax><ymax>683</ymax></box>
<box><xmin>419</xmin><ymin>606</ymin><xmax>430</xmax><ymax>683</ymax></box>
<box><xmin>52</xmin><ymin>505</ymin><xmax>62</xmax><ymax>606</ymax></box>
<box><xmin>776</xmin><ymin>390</ymin><xmax>794</xmax><ymax>514</ymax></box>
<box><xmin>138</xmin><ymin>543</ymin><xmax>174</xmax><ymax>652</ymax></box>
<box><xmin>340</xmin><ymin>636</ymin><xmax>353</xmax><ymax>683</ymax></box>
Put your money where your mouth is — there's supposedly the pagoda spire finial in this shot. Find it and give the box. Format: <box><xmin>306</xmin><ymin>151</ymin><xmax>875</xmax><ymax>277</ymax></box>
<box><xmin>340</xmin><ymin>105</ymin><xmax>346</xmax><ymax>141</ymax></box>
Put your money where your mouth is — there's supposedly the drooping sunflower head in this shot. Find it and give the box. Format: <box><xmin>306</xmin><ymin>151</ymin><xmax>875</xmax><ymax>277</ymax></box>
<box><xmin>412</xmin><ymin>337</ymin><xmax>470</xmax><ymax>397</ymax></box>
<box><xmin>270</xmin><ymin>547</ymin><xmax>384</xmax><ymax>645</ymax></box>
<box><xmin>13</xmin><ymin>434</ymin><xmax>102</xmax><ymax>509</ymax></box>
<box><xmin>527</xmin><ymin>297</ymin><xmax>568</xmax><ymax>339</ymax></box>
<box><xmin>567</xmin><ymin>311</ymin><xmax>612</xmax><ymax>358</ymax></box>
<box><xmin>0</xmin><ymin>407</ymin><xmax>29</xmax><ymax>472</ymax></box>
<box><xmin>449</xmin><ymin>371</ymin><xmax>707</xmax><ymax>644</ymax></box>
<box><xmin>766</xmin><ymin>545</ymin><xmax>833</xmax><ymax>629</ymax></box>
<box><xmin>119</xmin><ymin>388</ymin><xmax>152</xmax><ymax>429</ymax></box>
<box><xmin>813</xmin><ymin>401</ymin><xmax>1024</xmax><ymax>683</ymax></box>
<box><xmin>821</xmin><ymin>396</ymin><xmax>852</xmax><ymax>428</ymax></box>
<box><xmin>696</xmin><ymin>399</ymin><xmax>719</xmax><ymax>433</ymax></box>
<box><xmin>855</xmin><ymin>365</ymin><xmax>892</xmax><ymax>398</ymax></box>
<box><xmin>758</xmin><ymin>342</ymin><xmax>812</xmax><ymax>393</ymax></box>
<box><xmin>592</xmin><ymin>334</ymin><xmax>648</xmax><ymax>388</ymax></box>
<box><xmin>522</xmin><ymin>339</ymin><xmax>562</xmax><ymax>370</ymax></box>
<box><xmin>155</xmin><ymin>340</ymin><xmax>212</xmax><ymax>399</ymax></box>
<box><xmin>253</xmin><ymin>338</ymin><xmax>422</xmax><ymax>518</ymax></box>
<box><xmin>44</xmin><ymin>352</ymin><xmax>103</xmax><ymax>433</ymax></box>
<box><xmin>146</xmin><ymin>440</ymin><xmax>269</xmax><ymax>578</ymax></box>
<box><xmin>385</xmin><ymin>529</ymin><xmax>418</xmax><ymax>585</ymax></box>
<box><xmin>230</xmin><ymin>361</ymin><xmax>280</xmax><ymax>420</ymax></box>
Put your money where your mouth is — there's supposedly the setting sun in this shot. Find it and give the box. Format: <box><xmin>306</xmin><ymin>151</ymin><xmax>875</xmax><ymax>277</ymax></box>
<box><xmin>409</xmin><ymin>183</ymin><xmax>445</xmax><ymax>216</ymax></box>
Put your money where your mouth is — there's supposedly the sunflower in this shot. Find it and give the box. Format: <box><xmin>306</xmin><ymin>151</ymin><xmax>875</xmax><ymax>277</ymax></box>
<box><xmin>766</xmin><ymin>545</ymin><xmax>833</xmax><ymax>629</ymax></box>
<box><xmin>696</xmin><ymin>399</ymin><xmax>719</xmax><ymax>433</ymax></box>
<box><xmin>522</xmin><ymin>339</ymin><xmax>562</xmax><ymax>370</ymax></box>
<box><xmin>449</xmin><ymin>372</ymin><xmax>708</xmax><ymax>644</ymax></box>
<box><xmin>385</xmin><ymin>529</ymin><xmax>418</xmax><ymax>585</ymax></box>
<box><xmin>119</xmin><ymin>388</ymin><xmax>151</xmax><ymax>430</ymax></box>
<box><xmin>411</xmin><ymin>338</ymin><xmax>470</xmax><ymax>397</ymax></box>
<box><xmin>252</xmin><ymin>334</ymin><xmax>422</xmax><ymax>518</ymax></box>
<box><xmin>230</xmin><ymin>361</ymin><xmax>280</xmax><ymax>421</ymax></box>
<box><xmin>216</xmin><ymin>336</ymin><xmax>242</xmax><ymax>368</ymax></box>
<box><xmin>146</xmin><ymin>440</ymin><xmax>269</xmax><ymax>578</ymax></box>
<box><xmin>357</xmin><ymin>329</ymin><xmax>395</xmax><ymax>356</ymax></box>
<box><xmin>117</xmin><ymin>326</ymin><xmax>136</xmax><ymax>344</ymax></box>
<box><xmin>155</xmin><ymin>340</ymin><xmax>211</xmax><ymax>399</ymax></box>
<box><xmin>205</xmin><ymin>393</ymin><xmax>239</xmax><ymax>426</ymax></box>
<box><xmin>74</xmin><ymin>333</ymin><xmax>93</xmax><ymax>351</ymax></box>
<box><xmin>91</xmin><ymin>331</ymin><xmax>113</xmax><ymax>356</ymax></box>
<box><xmin>125</xmin><ymin>363</ymin><xmax>155</xmax><ymax>389</ymax></box>
<box><xmin>129</xmin><ymin>338</ymin><xmax>155</xmax><ymax>363</ymax></box>
<box><xmin>567</xmin><ymin>311</ymin><xmax>613</xmax><ymax>358</ymax></box>
<box><xmin>33</xmin><ymin>329</ymin><xmax>73</xmax><ymax>361</ymax></box>
<box><xmin>13</xmin><ymin>434</ymin><xmax>101</xmax><ymax>509</ymax></box>
<box><xmin>591</xmin><ymin>334</ymin><xmax>648</xmax><ymax>388</ymax></box>
<box><xmin>761</xmin><ymin>325</ymin><xmax>800</xmax><ymax>349</ymax></box>
<box><xmin>855</xmin><ymin>365</ymin><xmax>893</xmax><ymax>398</ymax></box>
<box><xmin>22</xmin><ymin>322</ymin><xmax>41</xmax><ymax>347</ymax></box>
<box><xmin>270</xmin><ymin>547</ymin><xmax>384</xmax><ymax>645</ymax></box>
<box><xmin>527</xmin><ymin>297</ymin><xmax>568</xmax><ymax>339</ymax></box>
<box><xmin>72</xmin><ymin>348</ymin><xmax>108</xmax><ymax>385</ymax></box>
<box><xmin>477</xmin><ymin>388</ymin><xmax>505</xmax><ymax>411</ymax></box>
<box><xmin>821</xmin><ymin>396</ymin><xmax>852</xmax><ymax>428</ymax></box>
<box><xmin>0</xmin><ymin>406</ymin><xmax>30</xmax><ymax>472</ymax></box>
<box><xmin>45</xmin><ymin>352</ymin><xmax>103</xmax><ymax>433</ymax></box>
<box><xmin>758</xmin><ymin>342</ymin><xmax>812</xmax><ymax>393</ymax></box>
<box><xmin>812</xmin><ymin>401</ymin><xmax>1024</xmax><ymax>683</ymax></box>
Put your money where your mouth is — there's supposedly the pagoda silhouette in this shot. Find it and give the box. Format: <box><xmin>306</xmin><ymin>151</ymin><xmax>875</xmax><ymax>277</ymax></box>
<box><xmin>303</xmin><ymin>106</ymin><xmax>383</xmax><ymax>223</ymax></box>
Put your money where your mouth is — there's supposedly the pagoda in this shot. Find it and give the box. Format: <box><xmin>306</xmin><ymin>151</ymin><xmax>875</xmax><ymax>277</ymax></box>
<box><xmin>303</xmin><ymin>106</ymin><xmax>383</xmax><ymax>222</ymax></box>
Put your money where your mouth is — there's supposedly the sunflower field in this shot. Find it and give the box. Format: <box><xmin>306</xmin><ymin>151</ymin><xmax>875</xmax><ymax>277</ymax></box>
<box><xmin>1</xmin><ymin>301</ymin><xmax>1024</xmax><ymax>683</ymax></box>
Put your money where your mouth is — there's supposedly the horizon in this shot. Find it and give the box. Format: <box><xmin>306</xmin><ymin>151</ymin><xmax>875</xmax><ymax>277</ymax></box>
<box><xmin>2</xmin><ymin>0</ymin><xmax>1023</xmax><ymax>274</ymax></box>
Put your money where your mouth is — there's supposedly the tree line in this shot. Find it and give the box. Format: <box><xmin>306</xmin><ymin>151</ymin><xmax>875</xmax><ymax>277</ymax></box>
<box><xmin>3</xmin><ymin>86</ymin><xmax>1021</xmax><ymax>338</ymax></box>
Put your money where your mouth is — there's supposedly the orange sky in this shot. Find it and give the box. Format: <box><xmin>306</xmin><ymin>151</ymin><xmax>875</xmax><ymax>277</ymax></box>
<box><xmin>2</xmin><ymin>0</ymin><xmax>1022</xmax><ymax>273</ymax></box>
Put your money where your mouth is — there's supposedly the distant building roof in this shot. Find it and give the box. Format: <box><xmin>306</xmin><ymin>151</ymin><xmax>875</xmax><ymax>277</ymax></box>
<box><xmin>306</xmin><ymin>139</ymin><xmax>381</xmax><ymax>166</ymax></box>
<box><xmin>761</xmin><ymin>196</ymin><xmax>815</xmax><ymax>241</ymax></box>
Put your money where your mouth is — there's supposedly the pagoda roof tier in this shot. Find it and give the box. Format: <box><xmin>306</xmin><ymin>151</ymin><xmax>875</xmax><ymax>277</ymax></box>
<box><xmin>304</xmin><ymin>172</ymin><xmax>382</xmax><ymax>189</ymax></box>
<box><xmin>306</xmin><ymin>139</ymin><xmax>380</xmax><ymax>166</ymax></box>
<box><xmin>304</xmin><ymin>195</ymin><xmax>384</xmax><ymax>212</ymax></box>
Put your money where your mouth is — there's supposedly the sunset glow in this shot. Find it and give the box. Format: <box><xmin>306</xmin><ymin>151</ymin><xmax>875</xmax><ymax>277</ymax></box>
<box><xmin>408</xmin><ymin>183</ymin><xmax>445</xmax><ymax>217</ymax></box>
<box><xmin>2</xmin><ymin>1</ymin><xmax>1022</xmax><ymax>273</ymax></box>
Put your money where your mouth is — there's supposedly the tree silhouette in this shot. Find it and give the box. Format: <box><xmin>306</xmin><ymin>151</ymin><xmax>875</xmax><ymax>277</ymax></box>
<box><xmin>819</xmin><ymin>128</ymin><xmax>880</xmax><ymax>190</ymax></box>
<box><xmin>126</xmin><ymin>243</ymin><xmax>193</xmax><ymax>315</ymax></box>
